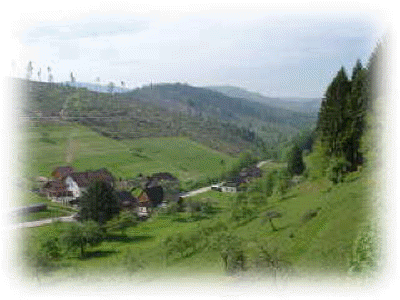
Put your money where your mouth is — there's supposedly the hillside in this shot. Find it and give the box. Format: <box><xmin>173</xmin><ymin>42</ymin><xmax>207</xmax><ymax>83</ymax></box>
<box><xmin>12</xmin><ymin>78</ymin><xmax>317</xmax><ymax>158</ymax></box>
<box><xmin>124</xmin><ymin>83</ymin><xmax>317</xmax><ymax>128</ymax></box>
<box><xmin>18</xmin><ymin>160</ymin><xmax>377</xmax><ymax>283</ymax></box>
<box><xmin>206</xmin><ymin>85</ymin><xmax>321</xmax><ymax>114</ymax></box>
<box><xmin>19</xmin><ymin>122</ymin><xmax>238</xmax><ymax>188</ymax></box>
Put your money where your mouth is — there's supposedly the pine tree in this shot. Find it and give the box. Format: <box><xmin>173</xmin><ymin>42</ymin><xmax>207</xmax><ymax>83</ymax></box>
<box><xmin>287</xmin><ymin>145</ymin><xmax>305</xmax><ymax>176</ymax></box>
<box><xmin>79</xmin><ymin>181</ymin><xmax>120</xmax><ymax>226</ymax></box>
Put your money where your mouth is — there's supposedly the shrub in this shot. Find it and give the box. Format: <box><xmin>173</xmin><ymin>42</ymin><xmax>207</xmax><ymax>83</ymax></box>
<box><xmin>327</xmin><ymin>157</ymin><xmax>351</xmax><ymax>184</ymax></box>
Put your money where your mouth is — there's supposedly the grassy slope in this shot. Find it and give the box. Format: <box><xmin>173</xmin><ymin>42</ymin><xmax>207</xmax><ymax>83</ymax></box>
<box><xmin>19</xmin><ymin>122</ymin><xmax>237</xmax><ymax>183</ymax></box>
<box><xmin>19</xmin><ymin>161</ymin><xmax>373</xmax><ymax>282</ymax></box>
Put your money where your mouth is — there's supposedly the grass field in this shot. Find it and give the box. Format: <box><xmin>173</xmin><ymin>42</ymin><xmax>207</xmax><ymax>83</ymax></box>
<box><xmin>17</xmin><ymin>163</ymin><xmax>375</xmax><ymax>283</ymax></box>
<box><xmin>14</xmin><ymin>123</ymin><xmax>378</xmax><ymax>284</ymax></box>
<box><xmin>19</xmin><ymin>122</ymin><xmax>238</xmax><ymax>185</ymax></box>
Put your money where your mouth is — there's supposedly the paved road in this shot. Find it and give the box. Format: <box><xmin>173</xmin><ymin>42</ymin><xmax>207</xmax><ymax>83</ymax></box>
<box><xmin>256</xmin><ymin>159</ymin><xmax>271</xmax><ymax>168</ymax></box>
<box><xmin>181</xmin><ymin>160</ymin><xmax>270</xmax><ymax>198</ymax></box>
<box><xmin>13</xmin><ymin>161</ymin><xmax>271</xmax><ymax>229</ymax></box>
<box><xmin>10</xmin><ymin>214</ymin><xmax>76</xmax><ymax>230</ymax></box>
<box><xmin>180</xmin><ymin>182</ymin><xmax>224</xmax><ymax>198</ymax></box>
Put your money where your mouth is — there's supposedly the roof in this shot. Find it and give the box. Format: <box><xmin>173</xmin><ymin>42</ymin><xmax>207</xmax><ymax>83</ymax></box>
<box><xmin>150</xmin><ymin>172</ymin><xmax>178</xmax><ymax>181</ymax></box>
<box><xmin>42</xmin><ymin>180</ymin><xmax>73</xmax><ymax>197</ymax></box>
<box><xmin>51</xmin><ymin>166</ymin><xmax>75</xmax><ymax>178</ymax></box>
<box><xmin>116</xmin><ymin>191</ymin><xmax>138</xmax><ymax>207</ymax></box>
<box><xmin>68</xmin><ymin>168</ymin><xmax>114</xmax><ymax>187</ymax></box>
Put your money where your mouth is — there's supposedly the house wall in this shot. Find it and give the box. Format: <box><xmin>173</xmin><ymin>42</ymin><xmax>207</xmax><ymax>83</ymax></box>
<box><xmin>221</xmin><ymin>186</ymin><xmax>237</xmax><ymax>193</ymax></box>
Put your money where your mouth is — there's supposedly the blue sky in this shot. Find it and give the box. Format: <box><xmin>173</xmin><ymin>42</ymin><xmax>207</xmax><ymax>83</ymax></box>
<box><xmin>8</xmin><ymin>5</ymin><xmax>384</xmax><ymax>98</ymax></box>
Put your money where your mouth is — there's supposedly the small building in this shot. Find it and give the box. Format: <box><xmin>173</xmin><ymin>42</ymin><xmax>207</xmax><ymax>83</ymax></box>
<box><xmin>116</xmin><ymin>191</ymin><xmax>138</xmax><ymax>211</ymax></box>
<box><xmin>41</xmin><ymin>180</ymin><xmax>75</xmax><ymax>205</ymax></box>
<box><xmin>44</xmin><ymin>167</ymin><xmax>115</xmax><ymax>206</ymax></box>
<box><xmin>221</xmin><ymin>177</ymin><xmax>246</xmax><ymax>193</ymax></box>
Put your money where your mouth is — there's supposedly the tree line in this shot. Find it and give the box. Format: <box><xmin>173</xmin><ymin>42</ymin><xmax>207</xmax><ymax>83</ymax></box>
<box><xmin>303</xmin><ymin>41</ymin><xmax>384</xmax><ymax>182</ymax></box>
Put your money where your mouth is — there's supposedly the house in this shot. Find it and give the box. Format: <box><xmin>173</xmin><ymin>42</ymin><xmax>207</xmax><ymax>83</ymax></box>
<box><xmin>144</xmin><ymin>180</ymin><xmax>164</xmax><ymax>207</ymax></box>
<box><xmin>238</xmin><ymin>166</ymin><xmax>262</xmax><ymax>179</ymax></box>
<box><xmin>137</xmin><ymin>190</ymin><xmax>153</xmax><ymax>217</ymax></box>
<box><xmin>148</xmin><ymin>172</ymin><xmax>179</xmax><ymax>202</ymax></box>
<box><xmin>116</xmin><ymin>191</ymin><xmax>138</xmax><ymax>210</ymax></box>
<box><xmin>132</xmin><ymin>180</ymin><xmax>165</xmax><ymax>217</ymax></box>
<box><xmin>220</xmin><ymin>177</ymin><xmax>246</xmax><ymax>193</ymax></box>
<box><xmin>44</xmin><ymin>167</ymin><xmax>115</xmax><ymax>206</ymax></box>
<box><xmin>149</xmin><ymin>172</ymin><xmax>178</xmax><ymax>182</ymax></box>
<box><xmin>40</xmin><ymin>180</ymin><xmax>75</xmax><ymax>206</ymax></box>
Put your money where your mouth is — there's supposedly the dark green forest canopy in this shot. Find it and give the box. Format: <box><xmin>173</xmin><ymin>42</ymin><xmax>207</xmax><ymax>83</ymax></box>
<box><xmin>316</xmin><ymin>41</ymin><xmax>384</xmax><ymax>172</ymax></box>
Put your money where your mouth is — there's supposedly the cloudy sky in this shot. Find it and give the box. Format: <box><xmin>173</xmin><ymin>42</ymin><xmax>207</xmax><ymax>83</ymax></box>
<box><xmin>8</xmin><ymin>3</ymin><xmax>385</xmax><ymax>98</ymax></box>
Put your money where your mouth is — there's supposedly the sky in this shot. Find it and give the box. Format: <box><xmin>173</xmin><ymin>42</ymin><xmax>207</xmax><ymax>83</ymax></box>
<box><xmin>6</xmin><ymin>3</ymin><xmax>386</xmax><ymax>98</ymax></box>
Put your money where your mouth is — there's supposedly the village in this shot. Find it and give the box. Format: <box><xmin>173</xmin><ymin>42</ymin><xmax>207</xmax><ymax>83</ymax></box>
<box><xmin>16</xmin><ymin>164</ymin><xmax>263</xmax><ymax>225</ymax></box>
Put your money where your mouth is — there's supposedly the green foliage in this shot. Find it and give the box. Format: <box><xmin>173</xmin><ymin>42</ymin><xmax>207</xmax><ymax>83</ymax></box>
<box><xmin>306</xmin><ymin>140</ymin><xmax>330</xmax><ymax>179</ymax></box>
<box><xmin>229</xmin><ymin>192</ymin><xmax>255</xmax><ymax>223</ymax></box>
<box><xmin>79</xmin><ymin>181</ymin><xmax>120</xmax><ymax>226</ymax></box>
<box><xmin>275</xmin><ymin>168</ymin><xmax>290</xmax><ymax>199</ymax></box>
<box><xmin>349</xmin><ymin>224</ymin><xmax>380</xmax><ymax>276</ymax></box>
<box><xmin>327</xmin><ymin>156</ymin><xmax>351</xmax><ymax>184</ymax></box>
<box><xmin>23</xmin><ymin>236</ymin><xmax>62</xmax><ymax>281</ymax></box>
<box><xmin>61</xmin><ymin>221</ymin><xmax>104</xmax><ymax>258</ymax></box>
<box><xmin>287</xmin><ymin>144</ymin><xmax>305</xmax><ymax>176</ymax></box>
<box><xmin>315</xmin><ymin>41</ymin><xmax>384</xmax><ymax>176</ymax></box>
<box><xmin>123</xmin><ymin>250</ymin><xmax>144</xmax><ymax>275</ymax></box>
<box><xmin>264</xmin><ymin>171</ymin><xmax>276</xmax><ymax>197</ymax></box>
<box><xmin>105</xmin><ymin>211</ymin><xmax>138</xmax><ymax>235</ymax></box>
<box><xmin>210</xmin><ymin>232</ymin><xmax>245</xmax><ymax>274</ymax></box>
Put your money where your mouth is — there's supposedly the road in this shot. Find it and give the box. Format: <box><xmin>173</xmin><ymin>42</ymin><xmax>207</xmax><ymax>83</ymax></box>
<box><xmin>180</xmin><ymin>160</ymin><xmax>271</xmax><ymax>198</ymax></box>
<box><xmin>10</xmin><ymin>214</ymin><xmax>76</xmax><ymax>230</ymax></box>
<box><xmin>12</xmin><ymin>161</ymin><xmax>271</xmax><ymax>229</ymax></box>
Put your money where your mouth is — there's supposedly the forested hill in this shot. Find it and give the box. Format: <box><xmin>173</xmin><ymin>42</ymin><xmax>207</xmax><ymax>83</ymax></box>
<box><xmin>205</xmin><ymin>85</ymin><xmax>321</xmax><ymax>114</ymax></box>
<box><xmin>12</xmin><ymin>78</ymin><xmax>318</xmax><ymax>158</ymax></box>
<box><xmin>122</xmin><ymin>83</ymin><xmax>317</xmax><ymax>129</ymax></box>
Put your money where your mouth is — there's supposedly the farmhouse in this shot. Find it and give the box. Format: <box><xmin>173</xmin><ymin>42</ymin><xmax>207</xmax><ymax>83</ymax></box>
<box><xmin>42</xmin><ymin>166</ymin><xmax>115</xmax><ymax>206</ymax></box>
<box><xmin>221</xmin><ymin>177</ymin><xmax>246</xmax><ymax>193</ymax></box>
<box><xmin>219</xmin><ymin>165</ymin><xmax>262</xmax><ymax>193</ymax></box>
<box><xmin>133</xmin><ymin>179</ymin><xmax>165</xmax><ymax>217</ymax></box>
<box><xmin>41</xmin><ymin>180</ymin><xmax>75</xmax><ymax>205</ymax></box>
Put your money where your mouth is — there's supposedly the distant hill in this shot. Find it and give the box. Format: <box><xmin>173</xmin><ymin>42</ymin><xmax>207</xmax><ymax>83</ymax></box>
<box><xmin>123</xmin><ymin>83</ymin><xmax>317</xmax><ymax>129</ymax></box>
<box><xmin>12</xmin><ymin>78</ymin><xmax>318</xmax><ymax>158</ymax></box>
<box><xmin>205</xmin><ymin>85</ymin><xmax>321</xmax><ymax>114</ymax></box>
<box><xmin>63</xmin><ymin>81</ymin><xmax>131</xmax><ymax>93</ymax></box>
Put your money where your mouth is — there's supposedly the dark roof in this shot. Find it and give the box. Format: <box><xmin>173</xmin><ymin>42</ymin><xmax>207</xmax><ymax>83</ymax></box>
<box><xmin>116</xmin><ymin>191</ymin><xmax>137</xmax><ymax>202</ymax></box>
<box><xmin>150</xmin><ymin>172</ymin><xmax>178</xmax><ymax>181</ymax></box>
<box><xmin>42</xmin><ymin>180</ymin><xmax>73</xmax><ymax>197</ymax></box>
<box><xmin>139</xmin><ymin>186</ymin><xmax>164</xmax><ymax>207</ymax></box>
<box><xmin>69</xmin><ymin>169</ymin><xmax>114</xmax><ymax>187</ymax></box>
<box><xmin>116</xmin><ymin>191</ymin><xmax>138</xmax><ymax>208</ymax></box>
<box><xmin>51</xmin><ymin>166</ymin><xmax>75</xmax><ymax>178</ymax></box>
<box><xmin>239</xmin><ymin>166</ymin><xmax>262</xmax><ymax>178</ymax></box>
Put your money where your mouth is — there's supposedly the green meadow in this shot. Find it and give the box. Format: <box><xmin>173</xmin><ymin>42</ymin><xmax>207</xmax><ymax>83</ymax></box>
<box><xmin>19</xmin><ymin>122</ymin><xmax>237</xmax><ymax>185</ymax></box>
<box><xmin>17</xmin><ymin>158</ymin><xmax>377</xmax><ymax>283</ymax></box>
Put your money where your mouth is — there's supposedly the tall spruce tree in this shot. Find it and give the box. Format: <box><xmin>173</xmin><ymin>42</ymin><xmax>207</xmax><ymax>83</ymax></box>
<box><xmin>315</xmin><ymin>42</ymin><xmax>383</xmax><ymax>175</ymax></box>
<box><xmin>287</xmin><ymin>144</ymin><xmax>305</xmax><ymax>176</ymax></box>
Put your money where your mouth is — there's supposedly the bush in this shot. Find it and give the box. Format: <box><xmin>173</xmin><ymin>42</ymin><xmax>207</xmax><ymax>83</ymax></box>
<box><xmin>123</xmin><ymin>250</ymin><xmax>144</xmax><ymax>275</ymax></box>
<box><xmin>211</xmin><ymin>232</ymin><xmax>245</xmax><ymax>274</ymax></box>
<box><xmin>61</xmin><ymin>221</ymin><xmax>104</xmax><ymax>258</ymax></box>
<box><xmin>327</xmin><ymin>157</ymin><xmax>351</xmax><ymax>184</ymax></box>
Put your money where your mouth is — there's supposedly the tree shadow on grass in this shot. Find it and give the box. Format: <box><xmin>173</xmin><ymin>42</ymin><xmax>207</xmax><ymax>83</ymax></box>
<box><xmin>104</xmin><ymin>234</ymin><xmax>154</xmax><ymax>243</ymax></box>
<box><xmin>172</xmin><ymin>215</ymin><xmax>210</xmax><ymax>223</ymax></box>
<box><xmin>279</xmin><ymin>193</ymin><xmax>299</xmax><ymax>202</ymax></box>
<box><xmin>81</xmin><ymin>250</ymin><xmax>118</xmax><ymax>260</ymax></box>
